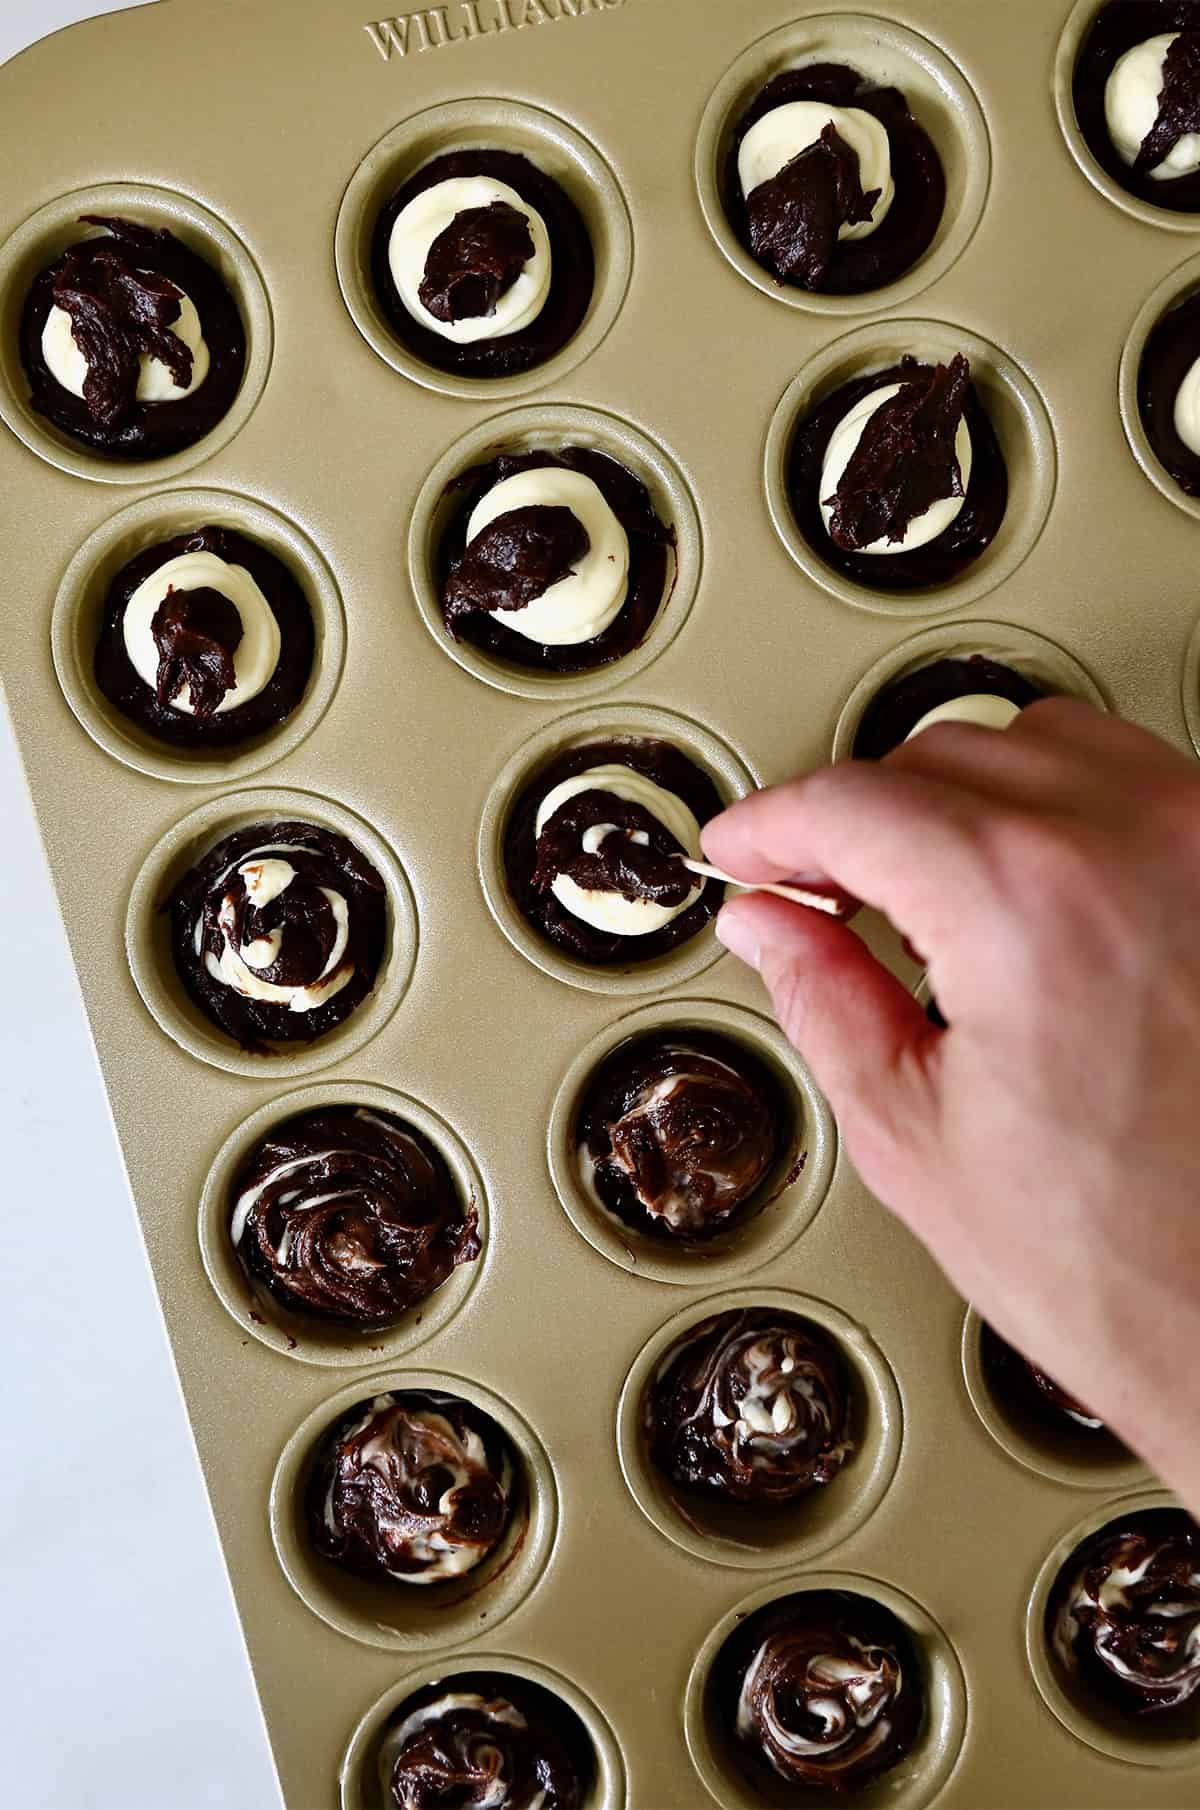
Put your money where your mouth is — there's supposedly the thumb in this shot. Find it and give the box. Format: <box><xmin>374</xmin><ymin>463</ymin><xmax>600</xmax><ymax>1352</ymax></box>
<box><xmin>716</xmin><ymin>892</ymin><xmax>941</xmax><ymax>1179</ymax></box>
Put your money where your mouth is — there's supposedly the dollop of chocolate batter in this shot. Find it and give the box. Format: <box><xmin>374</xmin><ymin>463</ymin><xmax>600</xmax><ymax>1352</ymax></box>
<box><xmin>504</xmin><ymin>737</ymin><xmax>724</xmax><ymax>967</ymax></box>
<box><xmin>827</xmin><ymin>355</ymin><xmax>970</xmax><ymax>551</ymax></box>
<box><xmin>853</xmin><ymin>655</ymin><xmax>1046</xmax><ymax>758</ymax></box>
<box><xmin>715</xmin><ymin>1590</ymin><xmax>924</xmax><ymax>1794</ymax></box>
<box><xmin>980</xmin><ymin>1323</ymin><xmax>1111</xmax><ymax>1439</ymax></box>
<box><xmin>1138</xmin><ymin>289</ymin><xmax>1200</xmax><ymax>494</ymax></box>
<box><xmin>645</xmin><ymin>1307</ymin><xmax>852</xmax><ymax>1508</ymax></box>
<box><xmin>576</xmin><ymin>1029</ymin><xmax>793</xmax><ymax>1243</ymax></box>
<box><xmin>443</xmin><ymin>504</ymin><xmax>589</xmax><ymax>625</ymax></box>
<box><xmin>1137</xmin><ymin>31</ymin><xmax>1200</xmax><ymax>171</ymax></box>
<box><xmin>168</xmin><ymin>819</ymin><xmax>387</xmax><ymax>1053</ymax></box>
<box><xmin>439</xmin><ymin>447</ymin><xmax>670</xmax><ymax>674</ymax></box>
<box><xmin>307</xmin><ymin>1391</ymin><xmax>516</xmax><ymax>1584</ymax></box>
<box><xmin>418</xmin><ymin>199</ymin><xmax>535</xmax><ymax>323</ymax></box>
<box><xmin>378</xmin><ymin>1672</ymin><xmax>592</xmax><ymax>1810</ymax></box>
<box><xmin>1048</xmin><ymin>1508</ymin><xmax>1200</xmax><ymax>1718</ymax></box>
<box><xmin>150</xmin><ymin>586</ymin><xmax>241</xmax><ymax>719</ymax></box>
<box><xmin>20</xmin><ymin>216</ymin><xmax>246</xmax><ymax>458</ymax></box>
<box><xmin>1073</xmin><ymin>3</ymin><xmax>1200</xmax><ymax>212</ymax></box>
<box><xmin>726</xmin><ymin>65</ymin><xmax>945</xmax><ymax>294</ymax></box>
<box><xmin>748</xmin><ymin>123</ymin><xmax>880</xmax><ymax>288</ymax></box>
<box><xmin>229</xmin><ymin>1105</ymin><xmax>479</xmax><ymax>1326</ymax></box>
<box><xmin>789</xmin><ymin>356</ymin><xmax>1008</xmax><ymax>592</ymax></box>
<box><xmin>94</xmin><ymin>526</ymin><xmax>314</xmax><ymax>750</ymax></box>
<box><xmin>372</xmin><ymin>150</ymin><xmax>593</xmax><ymax>378</ymax></box>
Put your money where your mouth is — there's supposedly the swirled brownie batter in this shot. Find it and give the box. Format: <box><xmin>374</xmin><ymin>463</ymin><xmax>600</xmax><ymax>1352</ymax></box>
<box><xmin>575</xmin><ymin>1029</ymin><xmax>792</xmax><ymax>1243</ymax></box>
<box><xmin>726</xmin><ymin>64</ymin><xmax>945</xmax><ymax>294</ymax></box>
<box><xmin>504</xmin><ymin>737</ymin><xmax>724</xmax><ymax>966</ymax></box>
<box><xmin>714</xmin><ymin>1589</ymin><xmax>924</xmax><ymax>1794</ymax></box>
<box><xmin>307</xmin><ymin>1390</ymin><xmax>516</xmax><ymax>1585</ymax></box>
<box><xmin>439</xmin><ymin>446</ymin><xmax>670</xmax><ymax>673</ymax></box>
<box><xmin>789</xmin><ymin>353</ymin><xmax>1007</xmax><ymax>592</ymax></box>
<box><xmin>377</xmin><ymin>1672</ymin><xmax>592</xmax><ymax>1810</ymax></box>
<box><xmin>1138</xmin><ymin>290</ymin><xmax>1200</xmax><ymax>494</ymax></box>
<box><xmin>853</xmin><ymin>654</ymin><xmax>1046</xmax><ymax>758</ymax></box>
<box><xmin>980</xmin><ymin>1323</ymin><xmax>1110</xmax><ymax>1436</ymax></box>
<box><xmin>94</xmin><ymin>526</ymin><xmax>313</xmax><ymax>749</ymax></box>
<box><xmin>372</xmin><ymin>150</ymin><xmax>593</xmax><ymax>378</ymax></box>
<box><xmin>229</xmin><ymin>1105</ymin><xmax>479</xmax><ymax>1326</ymax></box>
<box><xmin>19</xmin><ymin>216</ymin><xmax>245</xmax><ymax>458</ymax></box>
<box><xmin>1074</xmin><ymin>3</ymin><xmax>1200</xmax><ymax>212</ymax></box>
<box><xmin>168</xmin><ymin>820</ymin><xmax>387</xmax><ymax>1052</ymax></box>
<box><xmin>1048</xmin><ymin>1508</ymin><xmax>1200</xmax><ymax>1718</ymax></box>
<box><xmin>645</xmin><ymin>1307</ymin><xmax>852</xmax><ymax>1507</ymax></box>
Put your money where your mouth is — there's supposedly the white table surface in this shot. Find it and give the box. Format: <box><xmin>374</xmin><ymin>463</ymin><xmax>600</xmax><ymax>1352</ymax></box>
<box><xmin>0</xmin><ymin>4</ymin><xmax>283</xmax><ymax>1805</ymax></box>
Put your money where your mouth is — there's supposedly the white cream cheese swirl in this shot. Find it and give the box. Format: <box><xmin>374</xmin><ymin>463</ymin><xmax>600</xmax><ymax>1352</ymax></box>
<box><xmin>463</xmin><ymin>466</ymin><xmax>629</xmax><ymax>645</ymax></box>
<box><xmin>122</xmin><ymin>548</ymin><xmax>281</xmax><ymax>715</ymax></box>
<box><xmin>534</xmin><ymin>764</ymin><xmax>703</xmax><ymax>936</ymax></box>
<box><xmin>42</xmin><ymin>284</ymin><xmax>209</xmax><ymax>402</ymax></box>
<box><xmin>738</xmin><ymin>99</ymin><xmax>895</xmax><ymax>239</ymax></box>
<box><xmin>820</xmin><ymin>381</ymin><xmax>973</xmax><ymax>555</ymax></box>
<box><xmin>389</xmin><ymin>175</ymin><xmax>551</xmax><ymax>343</ymax></box>
<box><xmin>197</xmin><ymin>843</ymin><xmax>353</xmax><ymax>1014</ymax></box>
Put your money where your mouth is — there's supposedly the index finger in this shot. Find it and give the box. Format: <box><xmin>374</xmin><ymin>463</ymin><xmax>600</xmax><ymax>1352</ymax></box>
<box><xmin>702</xmin><ymin>762</ymin><xmax>996</xmax><ymax>945</ymax></box>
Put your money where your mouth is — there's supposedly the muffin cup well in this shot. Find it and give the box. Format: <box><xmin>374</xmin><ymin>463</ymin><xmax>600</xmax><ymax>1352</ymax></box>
<box><xmin>478</xmin><ymin>702</ymin><xmax>757</xmax><ymax>996</ymax></box>
<box><xmin>335</xmin><ymin>98</ymin><xmax>632</xmax><ymax>400</ymax></box>
<box><xmin>959</xmin><ymin>1308</ymin><xmax>1148</xmax><ymax>1492</ymax></box>
<box><xmin>695</xmin><ymin>12</ymin><xmax>990</xmax><ymax>317</ymax></box>
<box><xmin>408</xmin><ymin>402</ymin><xmax>700</xmax><ymax>701</ymax></box>
<box><xmin>615</xmin><ymin>1286</ymin><xmax>901</xmax><ymax>1571</ymax></box>
<box><xmin>765</xmin><ymin>318</ymin><xmax>1057</xmax><ymax>618</ymax></box>
<box><xmin>1055</xmin><ymin>0</ymin><xmax>1200</xmax><ymax>233</ymax></box>
<box><xmin>199</xmin><ymin>1080</ymin><xmax>488</xmax><ymax>1366</ymax></box>
<box><xmin>1026</xmin><ymin>1487</ymin><xmax>1200</xmax><ymax>1766</ymax></box>
<box><xmin>684</xmin><ymin>1569</ymin><xmax>968</xmax><ymax>1810</ymax></box>
<box><xmin>340</xmin><ymin>1654</ymin><xmax>626</xmax><ymax>1810</ymax></box>
<box><xmin>547</xmin><ymin>997</ymin><xmax>835</xmax><ymax>1285</ymax></box>
<box><xmin>831</xmin><ymin>619</ymin><xmax>1107</xmax><ymax>760</ymax></box>
<box><xmin>1120</xmin><ymin>253</ymin><xmax>1200</xmax><ymax>521</ymax></box>
<box><xmin>52</xmin><ymin>488</ymin><xmax>345</xmax><ymax>784</ymax></box>
<box><xmin>0</xmin><ymin>181</ymin><xmax>271</xmax><ymax>483</ymax></box>
<box><xmin>270</xmin><ymin>1368</ymin><xmax>558</xmax><ymax>1652</ymax></box>
<box><xmin>126</xmin><ymin>785</ymin><xmax>417</xmax><ymax>1078</ymax></box>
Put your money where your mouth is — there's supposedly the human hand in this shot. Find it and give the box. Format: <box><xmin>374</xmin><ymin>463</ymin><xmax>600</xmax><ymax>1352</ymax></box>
<box><xmin>704</xmin><ymin>698</ymin><xmax>1200</xmax><ymax>1507</ymax></box>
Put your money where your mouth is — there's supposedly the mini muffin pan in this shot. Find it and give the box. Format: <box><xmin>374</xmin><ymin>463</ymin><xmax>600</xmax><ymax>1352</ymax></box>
<box><xmin>1</xmin><ymin>1</ymin><xmax>1198</xmax><ymax>1805</ymax></box>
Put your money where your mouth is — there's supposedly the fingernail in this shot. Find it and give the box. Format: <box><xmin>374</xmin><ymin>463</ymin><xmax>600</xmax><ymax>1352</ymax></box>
<box><xmin>715</xmin><ymin>907</ymin><xmax>760</xmax><ymax>969</ymax></box>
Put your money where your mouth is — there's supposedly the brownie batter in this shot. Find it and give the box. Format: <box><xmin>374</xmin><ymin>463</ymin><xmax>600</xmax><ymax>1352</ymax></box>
<box><xmin>853</xmin><ymin>655</ymin><xmax>1046</xmax><ymax>758</ymax></box>
<box><xmin>1073</xmin><ymin>3</ymin><xmax>1200</xmax><ymax>212</ymax></box>
<box><xmin>715</xmin><ymin>1590</ymin><xmax>924</xmax><ymax>1794</ymax></box>
<box><xmin>307</xmin><ymin>1391</ymin><xmax>516</xmax><ymax>1584</ymax></box>
<box><xmin>1048</xmin><ymin>1508</ymin><xmax>1200</xmax><ymax>1718</ymax></box>
<box><xmin>1138</xmin><ymin>290</ymin><xmax>1200</xmax><ymax>494</ymax></box>
<box><xmin>377</xmin><ymin>1672</ymin><xmax>592</xmax><ymax>1809</ymax></box>
<box><xmin>439</xmin><ymin>447</ymin><xmax>671</xmax><ymax>673</ymax></box>
<box><xmin>20</xmin><ymin>216</ymin><xmax>245</xmax><ymax>459</ymax></box>
<box><xmin>94</xmin><ymin>526</ymin><xmax>313</xmax><ymax>749</ymax></box>
<box><xmin>726</xmin><ymin>65</ymin><xmax>945</xmax><ymax>294</ymax></box>
<box><xmin>504</xmin><ymin>737</ymin><xmax>724</xmax><ymax>967</ymax></box>
<box><xmin>789</xmin><ymin>355</ymin><xmax>1007</xmax><ymax>592</ymax></box>
<box><xmin>229</xmin><ymin>1105</ymin><xmax>479</xmax><ymax>1326</ymax></box>
<box><xmin>169</xmin><ymin>819</ymin><xmax>387</xmax><ymax>1053</ymax></box>
<box><xmin>645</xmin><ymin>1307</ymin><xmax>852</xmax><ymax>1508</ymax></box>
<box><xmin>372</xmin><ymin>150</ymin><xmax>593</xmax><ymax>378</ymax></box>
<box><xmin>575</xmin><ymin>1029</ymin><xmax>792</xmax><ymax>1242</ymax></box>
